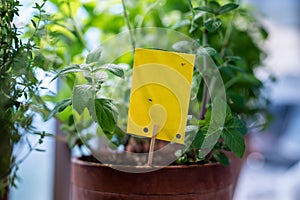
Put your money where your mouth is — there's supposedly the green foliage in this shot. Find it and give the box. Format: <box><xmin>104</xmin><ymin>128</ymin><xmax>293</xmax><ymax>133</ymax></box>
<box><xmin>0</xmin><ymin>0</ymin><xmax>52</xmax><ymax>194</ymax></box>
<box><xmin>42</xmin><ymin>0</ymin><xmax>269</xmax><ymax>167</ymax></box>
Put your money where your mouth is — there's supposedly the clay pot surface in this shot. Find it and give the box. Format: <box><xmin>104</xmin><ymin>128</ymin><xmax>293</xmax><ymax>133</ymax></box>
<box><xmin>71</xmin><ymin>157</ymin><xmax>234</xmax><ymax>200</ymax></box>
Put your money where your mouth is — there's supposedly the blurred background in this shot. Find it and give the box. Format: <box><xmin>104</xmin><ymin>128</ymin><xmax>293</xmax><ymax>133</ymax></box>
<box><xmin>9</xmin><ymin>0</ymin><xmax>300</xmax><ymax>199</ymax></box>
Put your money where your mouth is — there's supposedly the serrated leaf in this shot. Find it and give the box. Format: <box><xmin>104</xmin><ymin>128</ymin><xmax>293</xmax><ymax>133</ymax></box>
<box><xmin>222</xmin><ymin>129</ymin><xmax>245</xmax><ymax>158</ymax></box>
<box><xmin>217</xmin><ymin>3</ymin><xmax>239</xmax><ymax>15</ymax></box>
<box><xmin>222</xmin><ymin>117</ymin><xmax>247</xmax><ymax>158</ymax></box>
<box><xmin>227</xmin><ymin>117</ymin><xmax>247</xmax><ymax>135</ymax></box>
<box><xmin>213</xmin><ymin>151</ymin><xmax>229</xmax><ymax>166</ymax></box>
<box><xmin>45</xmin><ymin>98</ymin><xmax>72</xmax><ymax>121</ymax></box>
<box><xmin>194</xmin><ymin>6</ymin><xmax>215</xmax><ymax>14</ymax></box>
<box><xmin>204</xmin><ymin>18</ymin><xmax>222</xmax><ymax>32</ymax></box>
<box><xmin>95</xmin><ymin>98</ymin><xmax>117</xmax><ymax>134</ymax></box>
<box><xmin>86</xmin><ymin>47</ymin><xmax>102</xmax><ymax>64</ymax></box>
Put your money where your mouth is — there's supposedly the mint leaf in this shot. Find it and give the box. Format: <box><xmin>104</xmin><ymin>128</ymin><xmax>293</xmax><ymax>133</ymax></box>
<box><xmin>95</xmin><ymin>98</ymin><xmax>117</xmax><ymax>134</ymax></box>
<box><xmin>222</xmin><ymin>117</ymin><xmax>247</xmax><ymax>158</ymax></box>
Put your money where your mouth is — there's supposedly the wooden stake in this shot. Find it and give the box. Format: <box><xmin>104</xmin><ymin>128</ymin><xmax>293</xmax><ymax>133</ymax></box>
<box><xmin>147</xmin><ymin>125</ymin><xmax>158</xmax><ymax>166</ymax></box>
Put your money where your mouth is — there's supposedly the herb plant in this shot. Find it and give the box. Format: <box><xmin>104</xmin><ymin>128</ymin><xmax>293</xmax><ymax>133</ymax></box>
<box><xmin>48</xmin><ymin>0</ymin><xmax>269</xmax><ymax>166</ymax></box>
<box><xmin>0</xmin><ymin>0</ymin><xmax>51</xmax><ymax>197</ymax></box>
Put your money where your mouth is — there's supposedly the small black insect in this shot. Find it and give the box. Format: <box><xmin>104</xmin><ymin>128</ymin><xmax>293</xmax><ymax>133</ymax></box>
<box><xmin>148</xmin><ymin>99</ymin><xmax>152</xmax><ymax>102</ymax></box>
<box><xmin>181</xmin><ymin>63</ymin><xmax>186</xmax><ymax>67</ymax></box>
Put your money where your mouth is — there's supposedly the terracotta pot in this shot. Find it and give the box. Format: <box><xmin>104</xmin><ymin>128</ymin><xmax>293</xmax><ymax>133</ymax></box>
<box><xmin>71</xmin><ymin>157</ymin><xmax>235</xmax><ymax>200</ymax></box>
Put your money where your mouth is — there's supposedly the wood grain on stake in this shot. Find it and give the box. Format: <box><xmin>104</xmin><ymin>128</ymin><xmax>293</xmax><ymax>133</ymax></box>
<box><xmin>147</xmin><ymin>125</ymin><xmax>158</xmax><ymax>166</ymax></box>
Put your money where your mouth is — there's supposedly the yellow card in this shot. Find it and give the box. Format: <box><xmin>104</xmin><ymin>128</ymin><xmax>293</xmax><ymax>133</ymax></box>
<box><xmin>127</xmin><ymin>48</ymin><xmax>195</xmax><ymax>144</ymax></box>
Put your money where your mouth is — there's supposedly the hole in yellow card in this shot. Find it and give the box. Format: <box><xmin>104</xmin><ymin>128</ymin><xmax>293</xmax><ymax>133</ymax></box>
<box><xmin>127</xmin><ymin>48</ymin><xmax>195</xmax><ymax>144</ymax></box>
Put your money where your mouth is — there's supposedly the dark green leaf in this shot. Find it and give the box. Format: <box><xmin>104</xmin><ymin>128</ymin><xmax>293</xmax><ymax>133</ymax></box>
<box><xmin>225</xmin><ymin>56</ymin><xmax>241</xmax><ymax>62</ymax></box>
<box><xmin>213</xmin><ymin>151</ymin><xmax>229</xmax><ymax>166</ymax></box>
<box><xmin>34</xmin><ymin>148</ymin><xmax>46</xmax><ymax>152</ymax></box>
<box><xmin>45</xmin><ymin>98</ymin><xmax>72</xmax><ymax>121</ymax></box>
<box><xmin>95</xmin><ymin>98</ymin><xmax>117</xmax><ymax>134</ymax></box>
<box><xmin>31</xmin><ymin>20</ymin><xmax>36</xmax><ymax>28</ymax></box>
<box><xmin>191</xmin><ymin>129</ymin><xmax>205</xmax><ymax>148</ymax></box>
<box><xmin>86</xmin><ymin>47</ymin><xmax>102</xmax><ymax>64</ymax></box>
<box><xmin>226</xmin><ymin>117</ymin><xmax>247</xmax><ymax>135</ymax></box>
<box><xmin>204</xmin><ymin>18</ymin><xmax>222</xmax><ymax>32</ymax></box>
<box><xmin>222</xmin><ymin>129</ymin><xmax>245</xmax><ymax>158</ymax></box>
<box><xmin>222</xmin><ymin>117</ymin><xmax>247</xmax><ymax>158</ymax></box>
<box><xmin>217</xmin><ymin>3</ymin><xmax>239</xmax><ymax>15</ymax></box>
<box><xmin>194</xmin><ymin>6</ymin><xmax>215</xmax><ymax>14</ymax></box>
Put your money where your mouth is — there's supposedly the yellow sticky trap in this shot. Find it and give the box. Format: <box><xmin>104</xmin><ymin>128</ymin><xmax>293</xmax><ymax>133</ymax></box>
<box><xmin>127</xmin><ymin>48</ymin><xmax>195</xmax><ymax>144</ymax></box>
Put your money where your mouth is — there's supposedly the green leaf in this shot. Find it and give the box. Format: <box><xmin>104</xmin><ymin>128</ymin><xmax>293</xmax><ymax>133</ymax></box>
<box><xmin>45</xmin><ymin>98</ymin><xmax>72</xmax><ymax>121</ymax></box>
<box><xmin>191</xmin><ymin>129</ymin><xmax>205</xmax><ymax>148</ymax></box>
<box><xmin>194</xmin><ymin>6</ymin><xmax>215</xmax><ymax>14</ymax></box>
<box><xmin>225</xmin><ymin>56</ymin><xmax>241</xmax><ymax>62</ymax></box>
<box><xmin>86</xmin><ymin>47</ymin><xmax>102</xmax><ymax>64</ymax></box>
<box><xmin>227</xmin><ymin>117</ymin><xmax>247</xmax><ymax>135</ymax></box>
<box><xmin>197</xmin><ymin>47</ymin><xmax>217</xmax><ymax>56</ymax></box>
<box><xmin>95</xmin><ymin>98</ymin><xmax>118</xmax><ymax>134</ymax></box>
<box><xmin>50</xmin><ymin>64</ymin><xmax>83</xmax><ymax>82</ymax></box>
<box><xmin>31</xmin><ymin>20</ymin><xmax>36</xmax><ymax>28</ymax></box>
<box><xmin>222</xmin><ymin>117</ymin><xmax>247</xmax><ymax>158</ymax></box>
<box><xmin>217</xmin><ymin>3</ymin><xmax>239</xmax><ymax>15</ymax></box>
<box><xmin>34</xmin><ymin>148</ymin><xmax>46</xmax><ymax>152</ymax></box>
<box><xmin>204</xmin><ymin>18</ymin><xmax>222</xmax><ymax>32</ymax></box>
<box><xmin>72</xmin><ymin>84</ymin><xmax>95</xmax><ymax>115</ymax></box>
<box><xmin>101</xmin><ymin>64</ymin><xmax>124</xmax><ymax>78</ymax></box>
<box><xmin>213</xmin><ymin>151</ymin><xmax>229</xmax><ymax>166</ymax></box>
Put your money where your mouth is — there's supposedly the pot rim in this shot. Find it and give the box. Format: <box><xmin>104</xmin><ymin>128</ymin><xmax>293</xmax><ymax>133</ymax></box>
<box><xmin>72</xmin><ymin>156</ymin><xmax>225</xmax><ymax>170</ymax></box>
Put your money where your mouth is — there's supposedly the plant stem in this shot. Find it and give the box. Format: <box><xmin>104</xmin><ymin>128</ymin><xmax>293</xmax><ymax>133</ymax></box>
<box><xmin>221</xmin><ymin>0</ymin><xmax>241</xmax><ymax>57</ymax></box>
<box><xmin>122</xmin><ymin>0</ymin><xmax>136</xmax><ymax>51</ymax></box>
<box><xmin>66</xmin><ymin>0</ymin><xmax>87</xmax><ymax>50</ymax></box>
<box><xmin>199</xmin><ymin>0</ymin><xmax>209</xmax><ymax>120</ymax></box>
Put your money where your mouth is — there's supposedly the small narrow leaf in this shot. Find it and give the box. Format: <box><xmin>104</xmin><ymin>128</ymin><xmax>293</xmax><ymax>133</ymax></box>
<box><xmin>50</xmin><ymin>64</ymin><xmax>83</xmax><ymax>82</ymax></box>
<box><xmin>217</xmin><ymin>3</ymin><xmax>239</xmax><ymax>15</ymax></box>
<box><xmin>35</xmin><ymin>148</ymin><xmax>46</xmax><ymax>152</ymax></box>
<box><xmin>204</xmin><ymin>18</ymin><xmax>222</xmax><ymax>32</ymax></box>
<box><xmin>194</xmin><ymin>6</ymin><xmax>215</xmax><ymax>14</ymax></box>
<box><xmin>45</xmin><ymin>98</ymin><xmax>72</xmax><ymax>121</ymax></box>
<box><xmin>31</xmin><ymin>20</ymin><xmax>36</xmax><ymax>28</ymax></box>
